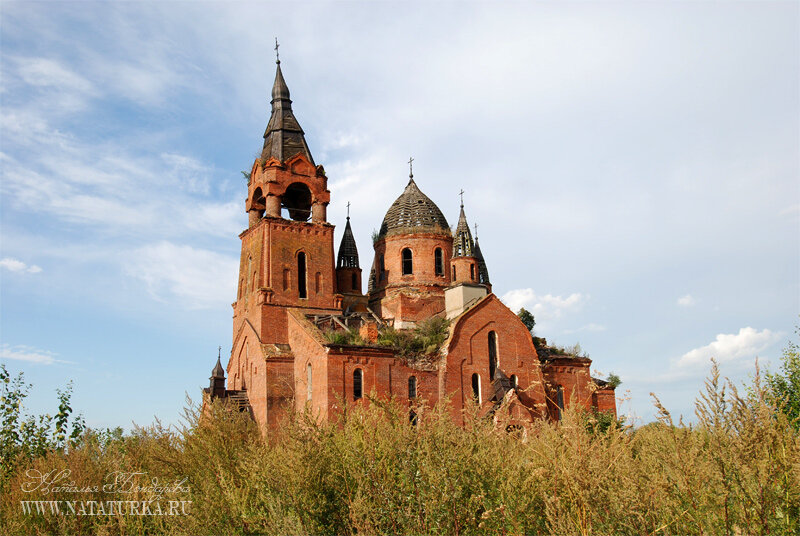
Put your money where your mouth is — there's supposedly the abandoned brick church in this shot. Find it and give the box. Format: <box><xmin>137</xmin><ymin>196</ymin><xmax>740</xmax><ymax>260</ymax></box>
<box><xmin>204</xmin><ymin>58</ymin><xmax>617</xmax><ymax>428</ymax></box>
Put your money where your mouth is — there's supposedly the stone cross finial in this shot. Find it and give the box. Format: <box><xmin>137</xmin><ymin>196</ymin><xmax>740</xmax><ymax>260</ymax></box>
<box><xmin>408</xmin><ymin>156</ymin><xmax>414</xmax><ymax>178</ymax></box>
<box><xmin>459</xmin><ymin>189</ymin><xmax>465</xmax><ymax>208</ymax></box>
<box><xmin>274</xmin><ymin>38</ymin><xmax>280</xmax><ymax>64</ymax></box>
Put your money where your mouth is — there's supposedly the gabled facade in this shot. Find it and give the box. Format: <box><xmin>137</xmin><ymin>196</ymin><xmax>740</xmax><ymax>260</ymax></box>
<box><xmin>204</xmin><ymin>60</ymin><xmax>617</xmax><ymax>429</ymax></box>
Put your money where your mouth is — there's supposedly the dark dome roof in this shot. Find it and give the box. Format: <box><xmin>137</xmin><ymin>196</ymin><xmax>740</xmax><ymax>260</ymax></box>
<box><xmin>378</xmin><ymin>179</ymin><xmax>450</xmax><ymax>238</ymax></box>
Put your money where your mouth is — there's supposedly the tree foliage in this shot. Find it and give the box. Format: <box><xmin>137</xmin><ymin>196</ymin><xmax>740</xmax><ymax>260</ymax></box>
<box><xmin>0</xmin><ymin>365</ymin><xmax>85</xmax><ymax>485</ymax></box>
<box><xmin>766</xmin><ymin>328</ymin><xmax>800</xmax><ymax>430</ymax></box>
<box><xmin>517</xmin><ymin>307</ymin><xmax>535</xmax><ymax>333</ymax></box>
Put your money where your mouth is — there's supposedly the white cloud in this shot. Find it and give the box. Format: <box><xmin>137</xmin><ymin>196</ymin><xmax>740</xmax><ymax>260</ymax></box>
<box><xmin>500</xmin><ymin>288</ymin><xmax>588</xmax><ymax>324</ymax></box>
<box><xmin>677</xmin><ymin>294</ymin><xmax>696</xmax><ymax>307</ymax></box>
<box><xmin>0</xmin><ymin>257</ymin><xmax>42</xmax><ymax>273</ymax></box>
<box><xmin>125</xmin><ymin>242</ymin><xmax>238</xmax><ymax>309</ymax></box>
<box><xmin>1</xmin><ymin>344</ymin><xmax>58</xmax><ymax>365</ymax></box>
<box><xmin>675</xmin><ymin>327</ymin><xmax>783</xmax><ymax>370</ymax></box>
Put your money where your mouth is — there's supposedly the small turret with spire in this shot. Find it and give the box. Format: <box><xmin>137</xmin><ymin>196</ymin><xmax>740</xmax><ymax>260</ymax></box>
<box><xmin>449</xmin><ymin>193</ymin><xmax>486</xmax><ymax>286</ymax></box>
<box><xmin>336</xmin><ymin>202</ymin><xmax>363</xmax><ymax>297</ymax></box>
<box><xmin>209</xmin><ymin>346</ymin><xmax>227</xmax><ymax>399</ymax></box>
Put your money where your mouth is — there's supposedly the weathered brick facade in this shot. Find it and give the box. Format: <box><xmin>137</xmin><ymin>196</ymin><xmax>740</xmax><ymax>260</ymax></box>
<box><xmin>204</xmin><ymin>60</ymin><xmax>617</xmax><ymax>429</ymax></box>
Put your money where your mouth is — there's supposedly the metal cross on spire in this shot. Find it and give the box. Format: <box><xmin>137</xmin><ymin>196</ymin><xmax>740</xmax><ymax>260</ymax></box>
<box><xmin>459</xmin><ymin>189</ymin><xmax>465</xmax><ymax>208</ymax></box>
<box><xmin>408</xmin><ymin>156</ymin><xmax>414</xmax><ymax>178</ymax></box>
<box><xmin>474</xmin><ymin>223</ymin><xmax>478</xmax><ymax>239</ymax></box>
<box><xmin>274</xmin><ymin>38</ymin><xmax>280</xmax><ymax>64</ymax></box>
<box><xmin>218</xmin><ymin>346</ymin><xmax>221</xmax><ymax>359</ymax></box>
<box><xmin>346</xmin><ymin>201</ymin><xmax>351</xmax><ymax>219</ymax></box>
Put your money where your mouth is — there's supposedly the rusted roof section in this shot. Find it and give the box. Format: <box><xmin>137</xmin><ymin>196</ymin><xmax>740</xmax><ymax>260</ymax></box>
<box><xmin>337</xmin><ymin>217</ymin><xmax>359</xmax><ymax>268</ymax></box>
<box><xmin>378</xmin><ymin>178</ymin><xmax>450</xmax><ymax>238</ymax></box>
<box><xmin>261</xmin><ymin>62</ymin><xmax>315</xmax><ymax>165</ymax></box>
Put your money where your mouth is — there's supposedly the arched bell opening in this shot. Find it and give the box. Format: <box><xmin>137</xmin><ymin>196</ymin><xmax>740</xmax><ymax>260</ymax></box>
<box><xmin>281</xmin><ymin>182</ymin><xmax>313</xmax><ymax>221</ymax></box>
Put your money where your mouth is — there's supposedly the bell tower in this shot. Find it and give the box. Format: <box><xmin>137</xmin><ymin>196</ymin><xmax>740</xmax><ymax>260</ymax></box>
<box><xmin>232</xmin><ymin>55</ymin><xmax>340</xmax><ymax>370</ymax></box>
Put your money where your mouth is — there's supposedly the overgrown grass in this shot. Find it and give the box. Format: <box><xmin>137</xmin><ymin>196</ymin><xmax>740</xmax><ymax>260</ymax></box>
<box><xmin>1</xmin><ymin>361</ymin><xmax>798</xmax><ymax>535</ymax></box>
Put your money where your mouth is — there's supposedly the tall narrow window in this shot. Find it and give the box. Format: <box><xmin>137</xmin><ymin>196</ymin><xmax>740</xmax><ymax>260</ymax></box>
<box><xmin>510</xmin><ymin>375</ymin><xmax>518</xmax><ymax>388</ymax></box>
<box><xmin>379</xmin><ymin>255</ymin><xmax>386</xmax><ymax>281</ymax></box>
<box><xmin>408</xmin><ymin>376</ymin><xmax>417</xmax><ymax>399</ymax></box>
<box><xmin>297</xmin><ymin>252</ymin><xmax>307</xmax><ymax>299</ymax></box>
<box><xmin>402</xmin><ymin>248</ymin><xmax>413</xmax><ymax>275</ymax></box>
<box><xmin>470</xmin><ymin>264</ymin><xmax>475</xmax><ymax>280</ymax></box>
<box><xmin>307</xmin><ymin>364</ymin><xmax>313</xmax><ymax>402</ymax></box>
<box><xmin>434</xmin><ymin>248</ymin><xmax>444</xmax><ymax>276</ymax></box>
<box><xmin>471</xmin><ymin>373</ymin><xmax>481</xmax><ymax>403</ymax></box>
<box><xmin>351</xmin><ymin>273</ymin><xmax>357</xmax><ymax>291</ymax></box>
<box><xmin>556</xmin><ymin>386</ymin><xmax>565</xmax><ymax>421</ymax></box>
<box><xmin>353</xmin><ymin>368</ymin><xmax>363</xmax><ymax>400</ymax></box>
<box><xmin>452</xmin><ymin>265</ymin><xmax>456</xmax><ymax>280</ymax></box>
<box><xmin>488</xmin><ymin>331</ymin><xmax>498</xmax><ymax>381</ymax></box>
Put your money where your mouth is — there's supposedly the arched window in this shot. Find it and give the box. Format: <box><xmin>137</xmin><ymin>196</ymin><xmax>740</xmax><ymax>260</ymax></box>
<box><xmin>408</xmin><ymin>376</ymin><xmax>417</xmax><ymax>399</ymax></box>
<box><xmin>307</xmin><ymin>364</ymin><xmax>313</xmax><ymax>402</ymax></box>
<box><xmin>470</xmin><ymin>264</ymin><xmax>475</xmax><ymax>281</ymax></box>
<box><xmin>510</xmin><ymin>374</ymin><xmax>518</xmax><ymax>388</ymax></box>
<box><xmin>379</xmin><ymin>255</ymin><xmax>385</xmax><ymax>280</ymax></box>
<box><xmin>402</xmin><ymin>248</ymin><xmax>413</xmax><ymax>275</ymax></box>
<box><xmin>434</xmin><ymin>248</ymin><xmax>444</xmax><ymax>276</ymax></box>
<box><xmin>556</xmin><ymin>386</ymin><xmax>565</xmax><ymax>421</ymax></box>
<box><xmin>351</xmin><ymin>273</ymin><xmax>357</xmax><ymax>291</ymax></box>
<box><xmin>297</xmin><ymin>252</ymin><xmax>307</xmax><ymax>299</ymax></box>
<box><xmin>471</xmin><ymin>373</ymin><xmax>481</xmax><ymax>403</ymax></box>
<box><xmin>488</xmin><ymin>331</ymin><xmax>498</xmax><ymax>381</ymax></box>
<box><xmin>353</xmin><ymin>368</ymin><xmax>363</xmax><ymax>400</ymax></box>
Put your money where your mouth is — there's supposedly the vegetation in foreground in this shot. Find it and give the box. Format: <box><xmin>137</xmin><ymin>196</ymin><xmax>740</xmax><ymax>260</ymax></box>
<box><xmin>0</xmin><ymin>356</ymin><xmax>798</xmax><ymax>535</ymax></box>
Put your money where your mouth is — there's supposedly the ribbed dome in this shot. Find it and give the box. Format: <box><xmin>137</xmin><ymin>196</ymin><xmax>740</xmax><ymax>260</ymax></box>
<box><xmin>378</xmin><ymin>179</ymin><xmax>450</xmax><ymax>238</ymax></box>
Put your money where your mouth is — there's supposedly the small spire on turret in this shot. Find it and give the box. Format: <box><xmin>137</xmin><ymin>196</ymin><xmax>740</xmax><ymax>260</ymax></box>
<box><xmin>211</xmin><ymin>346</ymin><xmax>225</xmax><ymax>379</ymax></box>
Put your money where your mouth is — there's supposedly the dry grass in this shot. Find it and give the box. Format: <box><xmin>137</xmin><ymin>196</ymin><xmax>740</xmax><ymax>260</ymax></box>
<box><xmin>1</xmin><ymin>362</ymin><xmax>798</xmax><ymax>535</ymax></box>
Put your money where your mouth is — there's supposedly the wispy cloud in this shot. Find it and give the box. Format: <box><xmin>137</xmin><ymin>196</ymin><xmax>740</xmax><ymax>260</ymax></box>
<box><xmin>0</xmin><ymin>344</ymin><xmax>60</xmax><ymax>364</ymax></box>
<box><xmin>0</xmin><ymin>257</ymin><xmax>42</xmax><ymax>274</ymax></box>
<box><xmin>677</xmin><ymin>294</ymin><xmax>696</xmax><ymax>307</ymax></box>
<box><xmin>125</xmin><ymin>241</ymin><xmax>238</xmax><ymax>309</ymax></box>
<box><xmin>562</xmin><ymin>323</ymin><xmax>606</xmax><ymax>335</ymax></box>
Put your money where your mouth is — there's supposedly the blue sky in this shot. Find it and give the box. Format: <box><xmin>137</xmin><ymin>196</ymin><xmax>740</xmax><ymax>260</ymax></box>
<box><xmin>1</xmin><ymin>1</ymin><xmax>797</xmax><ymax>429</ymax></box>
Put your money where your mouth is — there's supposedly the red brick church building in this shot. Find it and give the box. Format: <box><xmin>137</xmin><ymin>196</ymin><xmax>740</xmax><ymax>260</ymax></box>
<box><xmin>204</xmin><ymin>58</ymin><xmax>616</xmax><ymax>429</ymax></box>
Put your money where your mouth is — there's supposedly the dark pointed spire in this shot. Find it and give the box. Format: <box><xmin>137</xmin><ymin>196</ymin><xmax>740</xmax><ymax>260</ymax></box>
<box><xmin>473</xmin><ymin>234</ymin><xmax>491</xmax><ymax>285</ymax></box>
<box><xmin>211</xmin><ymin>346</ymin><xmax>225</xmax><ymax>379</ymax></box>
<box><xmin>452</xmin><ymin>199</ymin><xmax>475</xmax><ymax>258</ymax></box>
<box><xmin>337</xmin><ymin>207</ymin><xmax>359</xmax><ymax>268</ymax></box>
<box><xmin>261</xmin><ymin>57</ymin><xmax>315</xmax><ymax>165</ymax></box>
